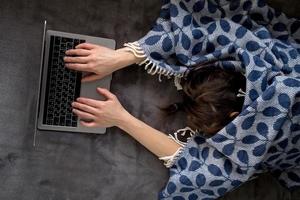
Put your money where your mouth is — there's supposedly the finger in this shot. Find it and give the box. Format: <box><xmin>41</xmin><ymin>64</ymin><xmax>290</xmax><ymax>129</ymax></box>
<box><xmin>75</xmin><ymin>43</ymin><xmax>97</xmax><ymax>50</ymax></box>
<box><xmin>82</xmin><ymin>74</ymin><xmax>105</xmax><ymax>82</ymax></box>
<box><xmin>64</xmin><ymin>56</ymin><xmax>88</xmax><ymax>64</ymax></box>
<box><xmin>72</xmin><ymin>102</ymin><xmax>98</xmax><ymax>114</ymax></box>
<box><xmin>72</xmin><ymin>108</ymin><xmax>95</xmax><ymax>120</ymax></box>
<box><xmin>65</xmin><ymin>49</ymin><xmax>90</xmax><ymax>56</ymax></box>
<box><xmin>97</xmin><ymin>87</ymin><xmax>115</xmax><ymax>100</ymax></box>
<box><xmin>65</xmin><ymin>63</ymin><xmax>90</xmax><ymax>71</ymax></box>
<box><xmin>79</xmin><ymin>120</ymin><xmax>97</xmax><ymax>128</ymax></box>
<box><xmin>76</xmin><ymin>97</ymin><xmax>104</xmax><ymax>108</ymax></box>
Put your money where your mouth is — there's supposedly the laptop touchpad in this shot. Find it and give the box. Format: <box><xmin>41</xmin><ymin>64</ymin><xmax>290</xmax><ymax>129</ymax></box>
<box><xmin>79</xmin><ymin>74</ymin><xmax>112</xmax><ymax>100</ymax></box>
<box><xmin>76</xmin><ymin>74</ymin><xmax>112</xmax><ymax>133</ymax></box>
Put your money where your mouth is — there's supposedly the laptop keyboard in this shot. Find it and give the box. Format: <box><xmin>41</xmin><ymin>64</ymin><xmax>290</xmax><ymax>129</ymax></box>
<box><xmin>43</xmin><ymin>36</ymin><xmax>85</xmax><ymax>127</ymax></box>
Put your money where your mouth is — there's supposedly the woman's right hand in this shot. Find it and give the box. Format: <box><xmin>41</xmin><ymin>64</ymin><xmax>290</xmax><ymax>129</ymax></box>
<box><xmin>64</xmin><ymin>43</ymin><xmax>143</xmax><ymax>82</ymax></box>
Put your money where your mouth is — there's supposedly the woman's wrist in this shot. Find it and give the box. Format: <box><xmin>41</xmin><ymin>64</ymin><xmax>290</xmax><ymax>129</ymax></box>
<box><xmin>115</xmin><ymin>109</ymin><xmax>145</xmax><ymax>138</ymax></box>
<box><xmin>115</xmin><ymin>109</ymin><xmax>135</xmax><ymax>132</ymax></box>
<box><xmin>115</xmin><ymin>48</ymin><xmax>145</xmax><ymax>70</ymax></box>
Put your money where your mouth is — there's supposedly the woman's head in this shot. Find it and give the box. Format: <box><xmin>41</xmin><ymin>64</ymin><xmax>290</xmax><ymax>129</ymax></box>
<box><xmin>173</xmin><ymin>66</ymin><xmax>246</xmax><ymax>136</ymax></box>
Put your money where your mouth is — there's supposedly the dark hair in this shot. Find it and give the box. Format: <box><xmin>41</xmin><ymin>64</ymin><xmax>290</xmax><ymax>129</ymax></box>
<box><xmin>162</xmin><ymin>66</ymin><xmax>246</xmax><ymax>136</ymax></box>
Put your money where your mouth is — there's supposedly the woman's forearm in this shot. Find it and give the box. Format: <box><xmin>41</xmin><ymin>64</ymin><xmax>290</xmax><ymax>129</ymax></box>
<box><xmin>116</xmin><ymin>111</ymin><xmax>181</xmax><ymax>158</ymax></box>
<box><xmin>115</xmin><ymin>47</ymin><xmax>145</xmax><ymax>70</ymax></box>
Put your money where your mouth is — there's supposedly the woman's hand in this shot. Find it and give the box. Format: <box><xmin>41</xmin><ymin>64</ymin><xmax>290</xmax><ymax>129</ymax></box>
<box><xmin>64</xmin><ymin>43</ymin><xmax>143</xmax><ymax>82</ymax></box>
<box><xmin>71</xmin><ymin>87</ymin><xmax>129</xmax><ymax>128</ymax></box>
<box><xmin>72</xmin><ymin>88</ymin><xmax>181</xmax><ymax>158</ymax></box>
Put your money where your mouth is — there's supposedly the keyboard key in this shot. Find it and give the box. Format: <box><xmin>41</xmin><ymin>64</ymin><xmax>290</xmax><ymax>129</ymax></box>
<box><xmin>48</xmin><ymin>114</ymin><xmax>54</xmax><ymax>119</ymax></box>
<box><xmin>74</xmin><ymin>39</ymin><xmax>80</xmax><ymax>46</ymax></box>
<box><xmin>54</xmin><ymin>37</ymin><xmax>60</xmax><ymax>45</ymax></box>
<box><xmin>59</xmin><ymin>50</ymin><xmax>65</xmax><ymax>56</ymax></box>
<box><xmin>53</xmin><ymin>59</ymin><xmax>58</xmax><ymax>66</ymax></box>
<box><xmin>54</xmin><ymin>45</ymin><xmax>60</xmax><ymax>52</ymax></box>
<box><xmin>72</xmin><ymin>122</ymin><xmax>77</xmax><ymax>127</ymax></box>
<box><xmin>53</xmin><ymin>117</ymin><xmax>59</xmax><ymax>125</ymax></box>
<box><xmin>48</xmin><ymin>109</ymin><xmax>53</xmax><ymax>115</ymax></box>
<box><xmin>66</xmin><ymin>120</ymin><xmax>72</xmax><ymax>126</ymax></box>
<box><xmin>67</xmin><ymin>43</ymin><xmax>73</xmax><ymax>49</ymax></box>
<box><xmin>61</xmin><ymin>37</ymin><xmax>69</xmax><ymax>43</ymax></box>
<box><xmin>48</xmin><ymin>101</ymin><xmax>54</xmax><ymax>107</ymax></box>
<box><xmin>54</xmin><ymin>52</ymin><xmax>59</xmax><ymax>57</ymax></box>
<box><xmin>72</xmin><ymin>115</ymin><xmax>77</xmax><ymax>121</ymax></box>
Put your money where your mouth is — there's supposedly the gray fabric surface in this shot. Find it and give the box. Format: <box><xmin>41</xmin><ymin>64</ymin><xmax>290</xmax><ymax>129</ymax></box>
<box><xmin>0</xmin><ymin>0</ymin><xmax>299</xmax><ymax>199</ymax></box>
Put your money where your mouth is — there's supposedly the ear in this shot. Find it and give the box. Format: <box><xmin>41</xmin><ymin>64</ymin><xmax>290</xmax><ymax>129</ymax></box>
<box><xmin>229</xmin><ymin>111</ymin><xmax>239</xmax><ymax>118</ymax></box>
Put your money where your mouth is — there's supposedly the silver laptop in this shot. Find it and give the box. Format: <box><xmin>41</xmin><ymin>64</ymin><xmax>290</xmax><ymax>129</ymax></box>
<box><xmin>35</xmin><ymin>20</ymin><xmax>115</xmax><ymax>137</ymax></box>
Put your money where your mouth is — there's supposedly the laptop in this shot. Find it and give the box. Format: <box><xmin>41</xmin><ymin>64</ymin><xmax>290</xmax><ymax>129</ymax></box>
<box><xmin>35</xmin><ymin>20</ymin><xmax>116</xmax><ymax>140</ymax></box>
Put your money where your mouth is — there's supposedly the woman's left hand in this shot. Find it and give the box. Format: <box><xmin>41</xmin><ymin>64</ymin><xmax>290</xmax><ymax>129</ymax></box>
<box><xmin>71</xmin><ymin>88</ymin><xmax>128</xmax><ymax>128</ymax></box>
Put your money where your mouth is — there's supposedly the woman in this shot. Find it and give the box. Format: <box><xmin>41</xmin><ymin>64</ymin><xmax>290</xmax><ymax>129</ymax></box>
<box><xmin>64</xmin><ymin>0</ymin><xmax>300</xmax><ymax>199</ymax></box>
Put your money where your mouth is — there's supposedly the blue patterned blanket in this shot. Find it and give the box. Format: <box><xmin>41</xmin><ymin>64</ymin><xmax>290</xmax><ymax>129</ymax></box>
<box><xmin>137</xmin><ymin>0</ymin><xmax>300</xmax><ymax>199</ymax></box>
